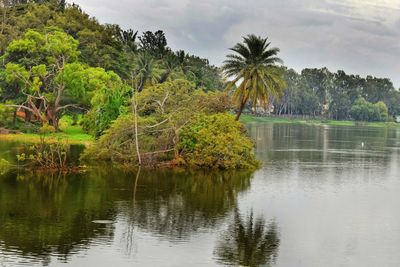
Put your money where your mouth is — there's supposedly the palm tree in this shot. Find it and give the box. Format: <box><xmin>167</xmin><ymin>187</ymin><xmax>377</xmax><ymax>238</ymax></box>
<box><xmin>222</xmin><ymin>34</ymin><xmax>286</xmax><ymax>120</ymax></box>
<box><xmin>132</xmin><ymin>53</ymin><xmax>161</xmax><ymax>91</ymax></box>
<box><xmin>119</xmin><ymin>29</ymin><xmax>138</xmax><ymax>53</ymax></box>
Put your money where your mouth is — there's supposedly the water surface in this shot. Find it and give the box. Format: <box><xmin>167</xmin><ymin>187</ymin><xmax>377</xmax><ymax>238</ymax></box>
<box><xmin>1</xmin><ymin>123</ymin><xmax>400</xmax><ymax>266</ymax></box>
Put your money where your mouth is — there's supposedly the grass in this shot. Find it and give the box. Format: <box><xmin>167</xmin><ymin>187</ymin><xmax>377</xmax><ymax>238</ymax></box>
<box><xmin>240</xmin><ymin>114</ymin><xmax>400</xmax><ymax>128</ymax></box>
<box><xmin>0</xmin><ymin>125</ymin><xmax>93</xmax><ymax>146</ymax></box>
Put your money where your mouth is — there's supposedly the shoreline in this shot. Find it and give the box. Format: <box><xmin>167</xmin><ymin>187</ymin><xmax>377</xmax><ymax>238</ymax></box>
<box><xmin>240</xmin><ymin>114</ymin><xmax>400</xmax><ymax>128</ymax></box>
<box><xmin>0</xmin><ymin>125</ymin><xmax>93</xmax><ymax>146</ymax></box>
<box><xmin>2</xmin><ymin>115</ymin><xmax>399</xmax><ymax>146</ymax></box>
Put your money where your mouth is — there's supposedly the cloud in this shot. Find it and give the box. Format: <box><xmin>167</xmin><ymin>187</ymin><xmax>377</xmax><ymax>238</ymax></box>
<box><xmin>69</xmin><ymin>0</ymin><xmax>400</xmax><ymax>87</ymax></box>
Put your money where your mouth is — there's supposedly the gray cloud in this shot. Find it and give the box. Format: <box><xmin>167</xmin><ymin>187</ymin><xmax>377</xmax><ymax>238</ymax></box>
<box><xmin>70</xmin><ymin>0</ymin><xmax>400</xmax><ymax>87</ymax></box>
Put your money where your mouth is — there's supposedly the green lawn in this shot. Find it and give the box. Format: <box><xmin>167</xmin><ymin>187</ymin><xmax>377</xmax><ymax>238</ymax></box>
<box><xmin>0</xmin><ymin>125</ymin><xmax>93</xmax><ymax>145</ymax></box>
<box><xmin>240</xmin><ymin>114</ymin><xmax>400</xmax><ymax>128</ymax></box>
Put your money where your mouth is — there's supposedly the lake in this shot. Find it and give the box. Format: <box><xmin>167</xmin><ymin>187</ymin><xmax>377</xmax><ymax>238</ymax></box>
<box><xmin>1</xmin><ymin>123</ymin><xmax>400</xmax><ymax>267</ymax></box>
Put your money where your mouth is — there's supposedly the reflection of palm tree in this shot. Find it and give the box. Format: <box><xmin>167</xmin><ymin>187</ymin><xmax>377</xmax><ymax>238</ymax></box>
<box><xmin>214</xmin><ymin>210</ymin><xmax>280</xmax><ymax>267</ymax></box>
<box><xmin>125</xmin><ymin>170</ymin><xmax>253</xmax><ymax>240</ymax></box>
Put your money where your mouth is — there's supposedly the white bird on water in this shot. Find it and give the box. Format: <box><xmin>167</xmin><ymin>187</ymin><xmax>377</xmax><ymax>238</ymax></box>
<box><xmin>361</xmin><ymin>142</ymin><xmax>365</xmax><ymax>148</ymax></box>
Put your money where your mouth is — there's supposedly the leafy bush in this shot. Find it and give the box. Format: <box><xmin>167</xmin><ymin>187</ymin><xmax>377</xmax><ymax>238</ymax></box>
<box><xmin>179</xmin><ymin>113</ymin><xmax>259</xmax><ymax>169</ymax></box>
<box><xmin>375</xmin><ymin>101</ymin><xmax>389</xmax><ymax>121</ymax></box>
<box><xmin>350</xmin><ymin>97</ymin><xmax>388</xmax><ymax>122</ymax></box>
<box><xmin>0</xmin><ymin>101</ymin><xmax>15</xmax><ymax>127</ymax></box>
<box><xmin>0</xmin><ymin>159</ymin><xmax>11</xmax><ymax>175</ymax></box>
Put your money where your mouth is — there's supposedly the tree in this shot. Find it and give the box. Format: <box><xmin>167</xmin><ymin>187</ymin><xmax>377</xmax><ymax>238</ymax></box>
<box><xmin>132</xmin><ymin>53</ymin><xmax>162</xmax><ymax>92</ymax></box>
<box><xmin>350</xmin><ymin>97</ymin><xmax>388</xmax><ymax>122</ymax></box>
<box><xmin>118</xmin><ymin>28</ymin><xmax>138</xmax><ymax>53</ymax></box>
<box><xmin>80</xmin><ymin>67</ymin><xmax>129</xmax><ymax>137</ymax></box>
<box><xmin>3</xmin><ymin>29</ymin><xmax>84</xmax><ymax>129</ymax></box>
<box><xmin>139</xmin><ymin>30</ymin><xmax>169</xmax><ymax>58</ymax></box>
<box><xmin>222</xmin><ymin>34</ymin><xmax>286</xmax><ymax>120</ymax></box>
<box><xmin>329</xmin><ymin>70</ymin><xmax>352</xmax><ymax>120</ymax></box>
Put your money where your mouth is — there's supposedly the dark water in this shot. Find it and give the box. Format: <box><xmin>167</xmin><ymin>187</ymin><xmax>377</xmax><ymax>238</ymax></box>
<box><xmin>1</xmin><ymin>123</ymin><xmax>400</xmax><ymax>267</ymax></box>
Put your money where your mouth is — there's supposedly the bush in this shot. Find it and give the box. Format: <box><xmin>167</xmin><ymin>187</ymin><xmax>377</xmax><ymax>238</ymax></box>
<box><xmin>0</xmin><ymin>159</ymin><xmax>11</xmax><ymax>175</ymax></box>
<box><xmin>179</xmin><ymin>113</ymin><xmax>259</xmax><ymax>169</ymax></box>
<box><xmin>350</xmin><ymin>97</ymin><xmax>388</xmax><ymax>122</ymax></box>
<box><xmin>374</xmin><ymin>101</ymin><xmax>389</xmax><ymax>121</ymax></box>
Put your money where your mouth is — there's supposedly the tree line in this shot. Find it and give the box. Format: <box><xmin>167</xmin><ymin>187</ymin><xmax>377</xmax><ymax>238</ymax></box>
<box><xmin>272</xmin><ymin>68</ymin><xmax>399</xmax><ymax>121</ymax></box>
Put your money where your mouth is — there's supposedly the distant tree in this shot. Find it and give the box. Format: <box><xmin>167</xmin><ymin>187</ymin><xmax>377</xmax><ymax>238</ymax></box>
<box><xmin>139</xmin><ymin>30</ymin><xmax>169</xmax><ymax>58</ymax></box>
<box><xmin>118</xmin><ymin>28</ymin><xmax>138</xmax><ymax>53</ymax></box>
<box><xmin>350</xmin><ymin>97</ymin><xmax>388</xmax><ymax>122</ymax></box>
<box><xmin>329</xmin><ymin>70</ymin><xmax>352</xmax><ymax>120</ymax></box>
<box><xmin>222</xmin><ymin>34</ymin><xmax>286</xmax><ymax>120</ymax></box>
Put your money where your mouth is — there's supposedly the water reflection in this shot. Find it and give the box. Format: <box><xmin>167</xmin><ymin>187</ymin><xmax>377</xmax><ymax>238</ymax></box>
<box><xmin>0</xmin><ymin>168</ymin><xmax>254</xmax><ymax>265</ymax></box>
<box><xmin>248</xmin><ymin>123</ymin><xmax>398</xmax><ymax>167</ymax></box>
<box><xmin>214</xmin><ymin>209</ymin><xmax>279</xmax><ymax>267</ymax></box>
<box><xmin>123</xmin><ymin>169</ymin><xmax>252</xmax><ymax>240</ymax></box>
<box><xmin>2</xmin><ymin>123</ymin><xmax>400</xmax><ymax>266</ymax></box>
<box><xmin>0</xmin><ymin>171</ymin><xmax>116</xmax><ymax>265</ymax></box>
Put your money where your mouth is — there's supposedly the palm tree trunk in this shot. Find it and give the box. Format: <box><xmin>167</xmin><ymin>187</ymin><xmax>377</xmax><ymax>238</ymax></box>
<box><xmin>235</xmin><ymin>96</ymin><xmax>249</xmax><ymax>121</ymax></box>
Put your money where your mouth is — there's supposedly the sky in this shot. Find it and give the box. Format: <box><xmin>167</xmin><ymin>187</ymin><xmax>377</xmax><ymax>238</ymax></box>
<box><xmin>69</xmin><ymin>0</ymin><xmax>400</xmax><ymax>87</ymax></box>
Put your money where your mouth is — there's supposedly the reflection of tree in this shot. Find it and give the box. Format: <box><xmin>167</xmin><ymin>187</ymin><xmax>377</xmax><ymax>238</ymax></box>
<box><xmin>0</xmin><ymin>167</ymin><xmax>255</xmax><ymax>262</ymax></box>
<box><xmin>124</xmin><ymin>169</ymin><xmax>253</xmax><ymax>241</ymax></box>
<box><xmin>0</xmin><ymin>171</ymin><xmax>115</xmax><ymax>263</ymax></box>
<box><xmin>214</xmin><ymin>210</ymin><xmax>280</xmax><ymax>267</ymax></box>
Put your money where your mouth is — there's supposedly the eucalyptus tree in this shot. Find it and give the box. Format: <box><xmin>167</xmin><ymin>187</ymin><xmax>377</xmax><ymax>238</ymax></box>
<box><xmin>222</xmin><ymin>34</ymin><xmax>286</xmax><ymax>120</ymax></box>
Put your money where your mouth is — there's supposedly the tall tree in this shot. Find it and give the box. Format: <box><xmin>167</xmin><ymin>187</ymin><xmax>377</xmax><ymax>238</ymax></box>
<box><xmin>222</xmin><ymin>34</ymin><xmax>286</xmax><ymax>120</ymax></box>
<box><xmin>139</xmin><ymin>30</ymin><xmax>169</xmax><ymax>59</ymax></box>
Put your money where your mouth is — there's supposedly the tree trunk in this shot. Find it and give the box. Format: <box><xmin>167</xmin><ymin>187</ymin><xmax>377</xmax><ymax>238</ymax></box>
<box><xmin>12</xmin><ymin>110</ymin><xmax>17</xmax><ymax>125</ymax></box>
<box><xmin>235</xmin><ymin>101</ymin><xmax>246</xmax><ymax>121</ymax></box>
<box><xmin>47</xmin><ymin>107</ymin><xmax>59</xmax><ymax>131</ymax></box>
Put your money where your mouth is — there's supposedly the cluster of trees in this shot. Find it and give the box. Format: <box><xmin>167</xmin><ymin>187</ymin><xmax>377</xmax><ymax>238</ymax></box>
<box><xmin>1</xmin><ymin>1</ymin><xmax>399</xmax><ymax>168</ymax></box>
<box><xmin>0</xmin><ymin>0</ymin><xmax>259</xmax><ymax>169</ymax></box>
<box><xmin>0</xmin><ymin>0</ymin><xmax>222</xmax><ymax>130</ymax></box>
<box><xmin>273</xmin><ymin>68</ymin><xmax>400</xmax><ymax>121</ymax></box>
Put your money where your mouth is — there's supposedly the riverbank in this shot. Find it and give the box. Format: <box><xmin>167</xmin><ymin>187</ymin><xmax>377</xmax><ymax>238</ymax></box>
<box><xmin>240</xmin><ymin>114</ymin><xmax>400</xmax><ymax>128</ymax></box>
<box><xmin>2</xmin><ymin>115</ymin><xmax>399</xmax><ymax>146</ymax></box>
<box><xmin>0</xmin><ymin>125</ymin><xmax>93</xmax><ymax>145</ymax></box>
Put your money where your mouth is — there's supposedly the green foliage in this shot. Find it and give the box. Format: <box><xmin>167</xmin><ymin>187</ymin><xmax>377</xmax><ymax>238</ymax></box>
<box><xmin>350</xmin><ymin>97</ymin><xmax>388</xmax><ymax>122</ymax></box>
<box><xmin>0</xmin><ymin>159</ymin><xmax>11</xmax><ymax>175</ymax></box>
<box><xmin>375</xmin><ymin>101</ymin><xmax>389</xmax><ymax>121</ymax></box>
<box><xmin>273</xmin><ymin>68</ymin><xmax>399</xmax><ymax>120</ymax></box>
<box><xmin>0</xmin><ymin>101</ymin><xmax>15</xmax><ymax>127</ymax></box>
<box><xmin>81</xmin><ymin>68</ymin><xmax>129</xmax><ymax>137</ymax></box>
<box><xmin>16</xmin><ymin>136</ymin><xmax>71</xmax><ymax>170</ymax></box>
<box><xmin>83</xmin><ymin>79</ymin><xmax>238</xmax><ymax>168</ymax></box>
<box><xmin>3</xmin><ymin>28</ymin><xmax>85</xmax><ymax>129</ymax></box>
<box><xmin>179</xmin><ymin>113</ymin><xmax>259</xmax><ymax>169</ymax></box>
<box><xmin>222</xmin><ymin>34</ymin><xmax>286</xmax><ymax>120</ymax></box>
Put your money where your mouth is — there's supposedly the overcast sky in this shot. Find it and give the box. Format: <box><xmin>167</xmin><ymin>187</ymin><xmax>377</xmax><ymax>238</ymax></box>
<box><xmin>70</xmin><ymin>0</ymin><xmax>400</xmax><ymax>87</ymax></box>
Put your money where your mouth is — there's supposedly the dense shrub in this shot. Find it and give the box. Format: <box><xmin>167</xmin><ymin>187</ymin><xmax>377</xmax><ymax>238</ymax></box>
<box><xmin>179</xmin><ymin>113</ymin><xmax>259</xmax><ymax>169</ymax></box>
<box><xmin>350</xmin><ymin>97</ymin><xmax>388</xmax><ymax>122</ymax></box>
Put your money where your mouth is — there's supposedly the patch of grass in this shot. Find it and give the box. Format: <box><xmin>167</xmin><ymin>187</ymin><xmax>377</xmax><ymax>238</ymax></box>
<box><xmin>240</xmin><ymin>114</ymin><xmax>400</xmax><ymax>128</ymax></box>
<box><xmin>0</xmin><ymin>125</ymin><xmax>93</xmax><ymax>146</ymax></box>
